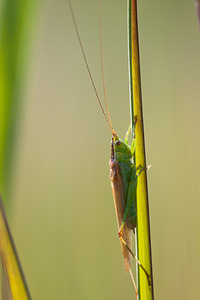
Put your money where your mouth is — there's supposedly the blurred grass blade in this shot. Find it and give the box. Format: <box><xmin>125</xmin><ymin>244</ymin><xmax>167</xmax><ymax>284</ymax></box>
<box><xmin>0</xmin><ymin>195</ymin><xmax>31</xmax><ymax>300</ymax></box>
<box><xmin>195</xmin><ymin>0</ymin><xmax>200</xmax><ymax>27</ymax></box>
<box><xmin>127</xmin><ymin>0</ymin><xmax>154</xmax><ymax>299</ymax></box>
<box><xmin>0</xmin><ymin>0</ymin><xmax>35</xmax><ymax>198</ymax></box>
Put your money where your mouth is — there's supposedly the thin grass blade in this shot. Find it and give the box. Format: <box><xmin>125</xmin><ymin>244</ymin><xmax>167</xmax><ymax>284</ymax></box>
<box><xmin>195</xmin><ymin>0</ymin><xmax>200</xmax><ymax>27</ymax></box>
<box><xmin>0</xmin><ymin>0</ymin><xmax>35</xmax><ymax>198</ymax></box>
<box><xmin>0</xmin><ymin>195</ymin><xmax>31</xmax><ymax>300</ymax></box>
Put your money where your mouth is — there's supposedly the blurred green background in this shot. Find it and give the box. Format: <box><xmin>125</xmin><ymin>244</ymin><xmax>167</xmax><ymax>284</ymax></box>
<box><xmin>1</xmin><ymin>0</ymin><xmax>200</xmax><ymax>299</ymax></box>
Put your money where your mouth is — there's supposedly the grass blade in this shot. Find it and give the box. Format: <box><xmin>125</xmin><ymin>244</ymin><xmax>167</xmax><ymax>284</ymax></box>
<box><xmin>195</xmin><ymin>0</ymin><xmax>200</xmax><ymax>27</ymax></box>
<box><xmin>127</xmin><ymin>0</ymin><xmax>154</xmax><ymax>299</ymax></box>
<box><xmin>0</xmin><ymin>0</ymin><xmax>35</xmax><ymax>198</ymax></box>
<box><xmin>0</xmin><ymin>195</ymin><xmax>31</xmax><ymax>299</ymax></box>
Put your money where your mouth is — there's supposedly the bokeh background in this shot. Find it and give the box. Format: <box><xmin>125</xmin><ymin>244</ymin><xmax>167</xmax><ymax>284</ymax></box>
<box><xmin>1</xmin><ymin>0</ymin><xmax>200</xmax><ymax>299</ymax></box>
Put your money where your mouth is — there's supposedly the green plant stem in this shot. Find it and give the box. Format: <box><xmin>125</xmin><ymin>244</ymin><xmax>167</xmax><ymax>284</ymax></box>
<box><xmin>0</xmin><ymin>0</ymin><xmax>35</xmax><ymax>200</ymax></box>
<box><xmin>127</xmin><ymin>0</ymin><xmax>154</xmax><ymax>299</ymax></box>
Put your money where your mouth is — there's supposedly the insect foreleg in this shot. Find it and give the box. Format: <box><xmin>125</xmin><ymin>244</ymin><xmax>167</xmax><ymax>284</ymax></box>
<box><xmin>136</xmin><ymin>165</ymin><xmax>151</xmax><ymax>177</ymax></box>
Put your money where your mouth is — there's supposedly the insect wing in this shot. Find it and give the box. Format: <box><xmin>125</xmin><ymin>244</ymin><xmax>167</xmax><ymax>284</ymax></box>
<box><xmin>110</xmin><ymin>160</ymin><xmax>132</xmax><ymax>272</ymax></box>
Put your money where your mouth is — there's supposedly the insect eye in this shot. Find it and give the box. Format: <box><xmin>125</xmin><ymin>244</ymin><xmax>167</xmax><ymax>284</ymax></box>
<box><xmin>115</xmin><ymin>140</ymin><xmax>121</xmax><ymax>146</ymax></box>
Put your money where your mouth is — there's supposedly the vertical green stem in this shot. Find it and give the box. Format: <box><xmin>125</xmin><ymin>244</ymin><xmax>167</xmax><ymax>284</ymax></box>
<box><xmin>127</xmin><ymin>0</ymin><xmax>154</xmax><ymax>299</ymax></box>
<box><xmin>0</xmin><ymin>0</ymin><xmax>35</xmax><ymax>200</ymax></box>
<box><xmin>0</xmin><ymin>1</ymin><xmax>36</xmax><ymax>297</ymax></box>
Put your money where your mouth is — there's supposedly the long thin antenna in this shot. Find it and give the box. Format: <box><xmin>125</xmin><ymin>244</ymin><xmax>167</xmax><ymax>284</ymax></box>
<box><xmin>99</xmin><ymin>0</ymin><xmax>116</xmax><ymax>136</ymax></box>
<box><xmin>68</xmin><ymin>0</ymin><xmax>116</xmax><ymax>136</ymax></box>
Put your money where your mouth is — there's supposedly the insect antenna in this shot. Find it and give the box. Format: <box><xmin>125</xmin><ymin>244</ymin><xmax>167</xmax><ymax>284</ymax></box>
<box><xmin>68</xmin><ymin>0</ymin><xmax>115</xmax><ymax>135</ymax></box>
<box><xmin>99</xmin><ymin>0</ymin><xmax>116</xmax><ymax>136</ymax></box>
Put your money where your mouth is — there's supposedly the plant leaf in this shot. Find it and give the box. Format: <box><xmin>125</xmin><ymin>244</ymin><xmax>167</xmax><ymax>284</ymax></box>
<box><xmin>0</xmin><ymin>195</ymin><xmax>31</xmax><ymax>300</ymax></box>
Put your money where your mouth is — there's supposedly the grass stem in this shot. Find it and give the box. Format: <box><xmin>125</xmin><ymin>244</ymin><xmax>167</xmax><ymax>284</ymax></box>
<box><xmin>127</xmin><ymin>0</ymin><xmax>154</xmax><ymax>299</ymax></box>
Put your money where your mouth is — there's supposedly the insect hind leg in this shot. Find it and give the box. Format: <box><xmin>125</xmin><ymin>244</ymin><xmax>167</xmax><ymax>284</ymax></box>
<box><xmin>129</xmin><ymin>269</ymin><xmax>138</xmax><ymax>300</ymax></box>
<box><xmin>119</xmin><ymin>233</ymin><xmax>151</xmax><ymax>289</ymax></box>
<box><xmin>118</xmin><ymin>164</ymin><xmax>151</xmax><ymax>289</ymax></box>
